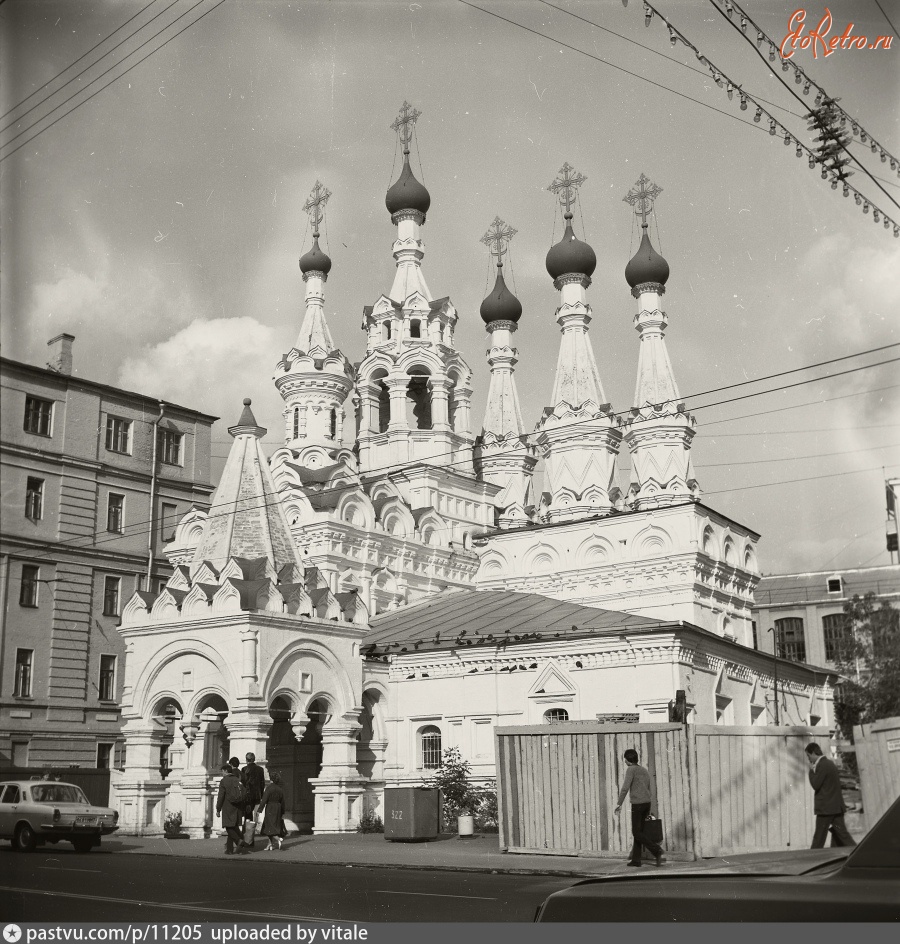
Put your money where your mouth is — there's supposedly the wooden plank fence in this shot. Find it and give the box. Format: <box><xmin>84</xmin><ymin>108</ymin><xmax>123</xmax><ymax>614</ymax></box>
<box><xmin>0</xmin><ymin>767</ymin><xmax>111</xmax><ymax>806</ymax></box>
<box><xmin>496</xmin><ymin>723</ymin><xmax>819</xmax><ymax>859</ymax></box>
<box><xmin>853</xmin><ymin>715</ymin><xmax>900</xmax><ymax>824</ymax></box>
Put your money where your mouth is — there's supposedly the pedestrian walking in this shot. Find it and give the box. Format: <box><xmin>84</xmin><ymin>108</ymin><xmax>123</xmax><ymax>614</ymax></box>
<box><xmin>614</xmin><ymin>748</ymin><xmax>664</xmax><ymax>867</ymax></box>
<box><xmin>805</xmin><ymin>742</ymin><xmax>856</xmax><ymax>849</ymax></box>
<box><xmin>241</xmin><ymin>752</ymin><xmax>266</xmax><ymax>846</ymax></box>
<box><xmin>256</xmin><ymin>770</ymin><xmax>286</xmax><ymax>851</ymax></box>
<box><xmin>216</xmin><ymin>762</ymin><xmax>248</xmax><ymax>855</ymax></box>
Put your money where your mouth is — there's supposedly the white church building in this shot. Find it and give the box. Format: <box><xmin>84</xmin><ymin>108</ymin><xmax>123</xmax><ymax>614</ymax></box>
<box><xmin>115</xmin><ymin>104</ymin><xmax>835</xmax><ymax>836</ymax></box>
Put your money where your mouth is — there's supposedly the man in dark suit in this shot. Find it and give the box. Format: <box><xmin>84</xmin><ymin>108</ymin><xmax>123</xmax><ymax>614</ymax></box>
<box><xmin>241</xmin><ymin>752</ymin><xmax>266</xmax><ymax>845</ymax></box>
<box><xmin>805</xmin><ymin>742</ymin><xmax>856</xmax><ymax>849</ymax></box>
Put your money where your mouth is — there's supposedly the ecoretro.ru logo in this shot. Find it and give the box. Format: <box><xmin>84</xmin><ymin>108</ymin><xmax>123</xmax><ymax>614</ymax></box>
<box><xmin>781</xmin><ymin>7</ymin><xmax>894</xmax><ymax>59</ymax></box>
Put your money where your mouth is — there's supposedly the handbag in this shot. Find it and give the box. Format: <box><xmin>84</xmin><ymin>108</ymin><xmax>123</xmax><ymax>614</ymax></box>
<box><xmin>643</xmin><ymin>813</ymin><xmax>664</xmax><ymax>844</ymax></box>
<box><xmin>243</xmin><ymin>819</ymin><xmax>257</xmax><ymax>845</ymax></box>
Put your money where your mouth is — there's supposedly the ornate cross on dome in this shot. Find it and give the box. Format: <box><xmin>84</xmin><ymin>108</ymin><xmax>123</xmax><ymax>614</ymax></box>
<box><xmin>303</xmin><ymin>180</ymin><xmax>331</xmax><ymax>236</ymax></box>
<box><xmin>480</xmin><ymin>216</ymin><xmax>518</xmax><ymax>265</ymax></box>
<box><xmin>391</xmin><ymin>101</ymin><xmax>422</xmax><ymax>152</ymax></box>
<box><xmin>548</xmin><ymin>162</ymin><xmax>587</xmax><ymax>215</ymax></box>
<box><xmin>623</xmin><ymin>173</ymin><xmax>663</xmax><ymax>226</ymax></box>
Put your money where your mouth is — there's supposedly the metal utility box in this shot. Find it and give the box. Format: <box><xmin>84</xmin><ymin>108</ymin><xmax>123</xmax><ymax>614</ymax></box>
<box><xmin>383</xmin><ymin>786</ymin><xmax>441</xmax><ymax>841</ymax></box>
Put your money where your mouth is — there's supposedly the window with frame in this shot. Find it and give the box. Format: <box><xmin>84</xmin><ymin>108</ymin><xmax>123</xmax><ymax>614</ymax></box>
<box><xmin>24</xmin><ymin>396</ymin><xmax>53</xmax><ymax>436</ymax></box>
<box><xmin>105</xmin><ymin>416</ymin><xmax>132</xmax><ymax>454</ymax></box>
<box><xmin>419</xmin><ymin>726</ymin><xmax>442</xmax><ymax>769</ymax></box>
<box><xmin>19</xmin><ymin>564</ymin><xmax>39</xmax><ymax>607</ymax></box>
<box><xmin>107</xmin><ymin>493</ymin><xmax>124</xmax><ymax>533</ymax></box>
<box><xmin>157</xmin><ymin>428</ymin><xmax>182</xmax><ymax>465</ymax></box>
<box><xmin>330</xmin><ymin>409</ymin><xmax>337</xmax><ymax>439</ymax></box>
<box><xmin>751</xmin><ymin>620</ymin><xmax>759</xmax><ymax>650</ymax></box>
<box><xmin>161</xmin><ymin>502</ymin><xmax>178</xmax><ymax>542</ymax></box>
<box><xmin>544</xmin><ymin>708</ymin><xmax>569</xmax><ymax>723</ymax></box>
<box><xmin>96</xmin><ymin>743</ymin><xmax>113</xmax><ymax>770</ymax></box>
<box><xmin>774</xmin><ymin>617</ymin><xmax>806</xmax><ymax>662</ymax></box>
<box><xmin>823</xmin><ymin>613</ymin><xmax>851</xmax><ymax>663</ymax></box>
<box><xmin>103</xmin><ymin>576</ymin><xmax>121</xmax><ymax>617</ymax></box>
<box><xmin>827</xmin><ymin>577</ymin><xmax>843</xmax><ymax>594</ymax></box>
<box><xmin>14</xmin><ymin>649</ymin><xmax>33</xmax><ymax>697</ymax></box>
<box><xmin>98</xmin><ymin>654</ymin><xmax>117</xmax><ymax>701</ymax></box>
<box><xmin>25</xmin><ymin>477</ymin><xmax>44</xmax><ymax>521</ymax></box>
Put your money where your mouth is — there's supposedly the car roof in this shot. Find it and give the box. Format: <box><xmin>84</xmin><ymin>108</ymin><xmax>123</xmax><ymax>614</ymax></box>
<box><xmin>841</xmin><ymin>793</ymin><xmax>900</xmax><ymax>870</ymax></box>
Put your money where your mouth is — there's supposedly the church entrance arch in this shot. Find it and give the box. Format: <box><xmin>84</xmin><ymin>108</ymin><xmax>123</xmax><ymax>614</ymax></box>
<box><xmin>267</xmin><ymin>695</ymin><xmax>327</xmax><ymax>834</ymax></box>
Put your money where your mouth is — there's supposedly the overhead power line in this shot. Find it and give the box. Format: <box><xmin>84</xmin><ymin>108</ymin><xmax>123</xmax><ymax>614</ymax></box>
<box><xmin>635</xmin><ymin>0</ymin><xmax>900</xmax><ymax>236</ymax></box>
<box><xmin>0</xmin><ymin>0</ymin><xmax>228</xmax><ymax>163</ymax></box>
<box><xmin>0</xmin><ymin>0</ymin><xmax>163</xmax><ymax>125</ymax></box>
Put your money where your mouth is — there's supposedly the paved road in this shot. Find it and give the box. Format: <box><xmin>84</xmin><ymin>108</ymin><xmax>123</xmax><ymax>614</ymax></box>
<box><xmin>0</xmin><ymin>847</ymin><xmax>578</xmax><ymax>922</ymax></box>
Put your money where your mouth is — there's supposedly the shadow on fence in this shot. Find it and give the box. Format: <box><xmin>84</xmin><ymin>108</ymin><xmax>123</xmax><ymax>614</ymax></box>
<box><xmin>0</xmin><ymin>766</ymin><xmax>111</xmax><ymax>806</ymax></box>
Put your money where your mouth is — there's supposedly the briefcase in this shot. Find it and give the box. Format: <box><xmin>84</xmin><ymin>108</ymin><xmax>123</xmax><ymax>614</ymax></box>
<box><xmin>644</xmin><ymin>814</ymin><xmax>664</xmax><ymax>844</ymax></box>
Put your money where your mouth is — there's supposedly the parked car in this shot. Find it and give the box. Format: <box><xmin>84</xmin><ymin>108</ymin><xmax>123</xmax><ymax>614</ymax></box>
<box><xmin>535</xmin><ymin>795</ymin><xmax>900</xmax><ymax>921</ymax></box>
<box><xmin>0</xmin><ymin>780</ymin><xmax>119</xmax><ymax>853</ymax></box>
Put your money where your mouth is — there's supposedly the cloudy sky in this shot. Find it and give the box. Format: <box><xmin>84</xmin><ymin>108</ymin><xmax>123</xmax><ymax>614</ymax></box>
<box><xmin>2</xmin><ymin>0</ymin><xmax>899</xmax><ymax>576</ymax></box>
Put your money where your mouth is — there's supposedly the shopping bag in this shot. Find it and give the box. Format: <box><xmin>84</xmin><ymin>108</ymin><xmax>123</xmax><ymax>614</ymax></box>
<box><xmin>243</xmin><ymin>819</ymin><xmax>257</xmax><ymax>845</ymax></box>
<box><xmin>644</xmin><ymin>814</ymin><xmax>664</xmax><ymax>844</ymax></box>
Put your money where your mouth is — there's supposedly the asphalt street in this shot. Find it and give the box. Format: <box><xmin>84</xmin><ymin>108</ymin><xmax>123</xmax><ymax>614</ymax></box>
<box><xmin>0</xmin><ymin>847</ymin><xmax>578</xmax><ymax>922</ymax></box>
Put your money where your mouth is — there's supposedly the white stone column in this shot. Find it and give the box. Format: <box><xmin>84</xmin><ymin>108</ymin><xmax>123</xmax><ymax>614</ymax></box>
<box><xmin>116</xmin><ymin>721</ymin><xmax>168</xmax><ymax>837</ymax></box>
<box><xmin>309</xmin><ymin>708</ymin><xmax>368</xmax><ymax>834</ymax></box>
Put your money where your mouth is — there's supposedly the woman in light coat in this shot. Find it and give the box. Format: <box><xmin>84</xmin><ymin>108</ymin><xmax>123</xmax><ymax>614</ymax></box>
<box><xmin>256</xmin><ymin>770</ymin><xmax>286</xmax><ymax>850</ymax></box>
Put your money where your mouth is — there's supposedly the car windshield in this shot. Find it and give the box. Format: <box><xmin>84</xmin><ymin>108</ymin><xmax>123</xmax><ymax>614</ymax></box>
<box><xmin>29</xmin><ymin>784</ymin><xmax>89</xmax><ymax>804</ymax></box>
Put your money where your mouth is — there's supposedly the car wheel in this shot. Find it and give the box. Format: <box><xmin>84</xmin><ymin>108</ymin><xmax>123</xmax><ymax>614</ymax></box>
<box><xmin>72</xmin><ymin>837</ymin><xmax>93</xmax><ymax>854</ymax></box>
<box><xmin>15</xmin><ymin>823</ymin><xmax>37</xmax><ymax>853</ymax></box>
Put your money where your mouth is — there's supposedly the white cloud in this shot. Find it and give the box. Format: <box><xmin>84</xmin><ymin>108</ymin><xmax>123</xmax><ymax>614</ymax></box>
<box><xmin>117</xmin><ymin>316</ymin><xmax>285</xmax><ymax>436</ymax></box>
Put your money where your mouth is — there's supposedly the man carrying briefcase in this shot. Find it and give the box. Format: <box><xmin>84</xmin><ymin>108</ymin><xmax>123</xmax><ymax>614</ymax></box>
<box><xmin>614</xmin><ymin>748</ymin><xmax>665</xmax><ymax>868</ymax></box>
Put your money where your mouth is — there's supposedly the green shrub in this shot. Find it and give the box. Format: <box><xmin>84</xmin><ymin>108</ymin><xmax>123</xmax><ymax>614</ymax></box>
<box><xmin>357</xmin><ymin>809</ymin><xmax>384</xmax><ymax>833</ymax></box>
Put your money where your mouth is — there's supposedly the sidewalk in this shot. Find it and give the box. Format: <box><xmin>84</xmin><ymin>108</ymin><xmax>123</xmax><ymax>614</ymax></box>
<box><xmin>103</xmin><ymin>829</ymin><xmax>852</xmax><ymax>879</ymax></box>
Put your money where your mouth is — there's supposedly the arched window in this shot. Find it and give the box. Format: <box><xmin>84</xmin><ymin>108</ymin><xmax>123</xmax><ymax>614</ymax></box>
<box><xmin>419</xmin><ymin>725</ymin><xmax>442</xmax><ymax>769</ymax></box>
<box><xmin>774</xmin><ymin>617</ymin><xmax>806</xmax><ymax>662</ymax></box>
<box><xmin>406</xmin><ymin>372</ymin><xmax>432</xmax><ymax>430</ymax></box>
<box><xmin>822</xmin><ymin>613</ymin><xmax>850</xmax><ymax>663</ymax></box>
<box><xmin>377</xmin><ymin>380</ymin><xmax>390</xmax><ymax>433</ymax></box>
<box><xmin>544</xmin><ymin>708</ymin><xmax>569</xmax><ymax>724</ymax></box>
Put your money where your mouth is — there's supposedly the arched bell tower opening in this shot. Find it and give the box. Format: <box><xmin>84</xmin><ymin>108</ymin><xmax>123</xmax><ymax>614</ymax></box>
<box><xmin>406</xmin><ymin>366</ymin><xmax>432</xmax><ymax>430</ymax></box>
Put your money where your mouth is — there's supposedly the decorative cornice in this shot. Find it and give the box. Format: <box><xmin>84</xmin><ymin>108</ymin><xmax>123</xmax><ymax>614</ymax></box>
<box><xmin>553</xmin><ymin>273</ymin><xmax>592</xmax><ymax>291</ymax></box>
<box><xmin>391</xmin><ymin>209</ymin><xmax>425</xmax><ymax>226</ymax></box>
<box><xmin>631</xmin><ymin>281</ymin><xmax>666</xmax><ymax>299</ymax></box>
<box><xmin>301</xmin><ymin>270</ymin><xmax>328</xmax><ymax>283</ymax></box>
<box><xmin>485</xmin><ymin>320</ymin><xmax>518</xmax><ymax>333</ymax></box>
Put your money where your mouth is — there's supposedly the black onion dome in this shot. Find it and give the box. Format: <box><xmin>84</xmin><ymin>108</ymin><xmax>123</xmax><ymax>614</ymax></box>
<box><xmin>625</xmin><ymin>226</ymin><xmax>669</xmax><ymax>288</ymax></box>
<box><xmin>545</xmin><ymin>220</ymin><xmax>597</xmax><ymax>280</ymax></box>
<box><xmin>299</xmin><ymin>236</ymin><xmax>332</xmax><ymax>275</ymax></box>
<box><xmin>385</xmin><ymin>156</ymin><xmax>431</xmax><ymax>217</ymax></box>
<box><xmin>480</xmin><ymin>267</ymin><xmax>523</xmax><ymax>324</ymax></box>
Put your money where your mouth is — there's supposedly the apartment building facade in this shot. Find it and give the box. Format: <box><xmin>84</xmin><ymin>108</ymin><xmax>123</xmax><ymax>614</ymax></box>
<box><xmin>752</xmin><ymin>564</ymin><xmax>900</xmax><ymax>668</ymax></box>
<box><xmin>0</xmin><ymin>335</ymin><xmax>217</xmax><ymax>769</ymax></box>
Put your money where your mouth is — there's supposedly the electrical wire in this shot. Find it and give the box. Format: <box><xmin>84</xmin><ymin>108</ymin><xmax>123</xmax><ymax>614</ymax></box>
<box><xmin>0</xmin><ymin>0</ymin><xmax>188</xmax><ymax>141</ymax></box>
<box><xmin>0</xmin><ymin>0</ymin><xmax>161</xmax><ymax>121</ymax></box>
<box><xmin>0</xmin><ymin>0</ymin><xmax>228</xmax><ymax>164</ymax></box>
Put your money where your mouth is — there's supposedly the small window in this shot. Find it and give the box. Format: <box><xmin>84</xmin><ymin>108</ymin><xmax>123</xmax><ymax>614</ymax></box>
<box><xmin>774</xmin><ymin>617</ymin><xmax>806</xmax><ymax>663</ymax></box>
<box><xmin>157</xmin><ymin>429</ymin><xmax>182</xmax><ymax>466</ymax></box>
<box><xmin>103</xmin><ymin>576</ymin><xmax>121</xmax><ymax>617</ymax></box>
<box><xmin>293</xmin><ymin>408</ymin><xmax>300</xmax><ymax>440</ymax></box>
<box><xmin>827</xmin><ymin>576</ymin><xmax>842</xmax><ymax>594</ymax></box>
<box><xmin>544</xmin><ymin>708</ymin><xmax>569</xmax><ymax>724</ymax></box>
<box><xmin>751</xmin><ymin>620</ymin><xmax>758</xmax><ymax>651</ymax></box>
<box><xmin>25</xmin><ymin>477</ymin><xmax>44</xmax><ymax>521</ymax></box>
<box><xmin>24</xmin><ymin>396</ymin><xmax>53</xmax><ymax>436</ymax></box>
<box><xmin>330</xmin><ymin>409</ymin><xmax>337</xmax><ymax>439</ymax></box>
<box><xmin>420</xmin><ymin>725</ymin><xmax>442</xmax><ymax>769</ymax></box>
<box><xmin>19</xmin><ymin>564</ymin><xmax>39</xmax><ymax>607</ymax></box>
<box><xmin>409</xmin><ymin>320</ymin><xmax>421</xmax><ymax>339</ymax></box>
<box><xmin>107</xmin><ymin>493</ymin><xmax>124</xmax><ymax>533</ymax></box>
<box><xmin>96</xmin><ymin>743</ymin><xmax>113</xmax><ymax>770</ymax></box>
<box><xmin>161</xmin><ymin>502</ymin><xmax>177</xmax><ymax>542</ymax></box>
<box><xmin>14</xmin><ymin>649</ymin><xmax>33</xmax><ymax>697</ymax></box>
<box><xmin>105</xmin><ymin>416</ymin><xmax>132</xmax><ymax>454</ymax></box>
<box><xmin>98</xmin><ymin>654</ymin><xmax>117</xmax><ymax>701</ymax></box>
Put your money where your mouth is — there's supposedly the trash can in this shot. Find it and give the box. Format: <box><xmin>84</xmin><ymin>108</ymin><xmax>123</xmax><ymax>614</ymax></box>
<box><xmin>383</xmin><ymin>786</ymin><xmax>441</xmax><ymax>841</ymax></box>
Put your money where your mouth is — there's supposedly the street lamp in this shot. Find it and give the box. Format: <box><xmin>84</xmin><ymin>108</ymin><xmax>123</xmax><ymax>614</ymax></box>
<box><xmin>767</xmin><ymin>627</ymin><xmax>780</xmax><ymax>725</ymax></box>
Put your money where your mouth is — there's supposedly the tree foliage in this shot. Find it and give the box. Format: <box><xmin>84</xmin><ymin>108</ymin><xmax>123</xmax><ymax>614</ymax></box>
<box><xmin>833</xmin><ymin>593</ymin><xmax>900</xmax><ymax>738</ymax></box>
<box><xmin>422</xmin><ymin>746</ymin><xmax>497</xmax><ymax>829</ymax></box>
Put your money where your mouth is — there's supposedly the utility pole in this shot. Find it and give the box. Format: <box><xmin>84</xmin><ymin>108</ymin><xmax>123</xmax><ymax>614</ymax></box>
<box><xmin>768</xmin><ymin>626</ymin><xmax>780</xmax><ymax>725</ymax></box>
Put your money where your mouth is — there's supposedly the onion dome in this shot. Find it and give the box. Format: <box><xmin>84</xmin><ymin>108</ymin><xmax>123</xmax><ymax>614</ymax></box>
<box><xmin>625</xmin><ymin>225</ymin><xmax>669</xmax><ymax>288</ymax></box>
<box><xmin>545</xmin><ymin>214</ymin><xmax>597</xmax><ymax>280</ymax></box>
<box><xmin>385</xmin><ymin>155</ymin><xmax>431</xmax><ymax>217</ymax></box>
<box><xmin>480</xmin><ymin>266</ymin><xmax>522</xmax><ymax>324</ymax></box>
<box><xmin>299</xmin><ymin>235</ymin><xmax>332</xmax><ymax>276</ymax></box>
